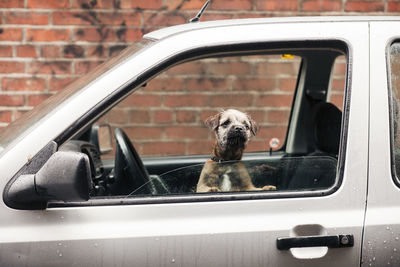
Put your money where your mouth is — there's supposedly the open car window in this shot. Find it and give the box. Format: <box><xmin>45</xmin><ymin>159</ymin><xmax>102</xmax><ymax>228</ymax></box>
<box><xmin>65</xmin><ymin>42</ymin><xmax>347</xmax><ymax>202</ymax></box>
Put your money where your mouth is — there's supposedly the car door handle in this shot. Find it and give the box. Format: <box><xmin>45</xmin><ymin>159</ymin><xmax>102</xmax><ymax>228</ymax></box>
<box><xmin>276</xmin><ymin>234</ymin><xmax>354</xmax><ymax>250</ymax></box>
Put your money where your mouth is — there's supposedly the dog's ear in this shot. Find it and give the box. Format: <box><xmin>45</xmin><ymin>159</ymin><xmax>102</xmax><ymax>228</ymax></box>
<box><xmin>249</xmin><ymin>118</ymin><xmax>259</xmax><ymax>136</ymax></box>
<box><xmin>204</xmin><ymin>113</ymin><xmax>220</xmax><ymax>131</ymax></box>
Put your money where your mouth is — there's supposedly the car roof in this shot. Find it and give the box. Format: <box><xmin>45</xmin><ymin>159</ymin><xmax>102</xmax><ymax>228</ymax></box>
<box><xmin>144</xmin><ymin>16</ymin><xmax>400</xmax><ymax>41</ymax></box>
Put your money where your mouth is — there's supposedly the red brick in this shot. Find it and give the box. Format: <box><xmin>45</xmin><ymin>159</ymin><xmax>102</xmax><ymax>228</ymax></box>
<box><xmin>177</xmin><ymin>110</ymin><xmax>197</xmax><ymax>123</ymax></box>
<box><xmin>247</xmin><ymin>110</ymin><xmax>265</xmax><ymax>123</ymax></box>
<box><xmin>211</xmin><ymin>0</ymin><xmax>252</xmax><ymax>10</ymax></box>
<box><xmin>0</xmin><ymin>111</ymin><xmax>12</xmax><ymax>123</ymax></box>
<box><xmin>202</xmin><ymin>13</ymin><xmax>234</xmax><ymax>21</ymax></box>
<box><xmin>5</xmin><ymin>12</ymin><xmax>49</xmax><ymax>25</ymax></box>
<box><xmin>2</xmin><ymin>77</ymin><xmax>46</xmax><ymax>91</ymax></box>
<box><xmin>74</xmin><ymin>28</ymin><xmax>116</xmax><ymax>42</ymax></box>
<box><xmin>0</xmin><ymin>46</ymin><xmax>12</xmax><ymax>57</ymax></box>
<box><xmin>41</xmin><ymin>46</ymin><xmax>61</xmax><ymax>58</ymax></box>
<box><xmin>164</xmin><ymin>94</ymin><xmax>208</xmax><ymax>107</ymax></box>
<box><xmin>302</xmin><ymin>0</ymin><xmax>342</xmax><ymax>11</ymax></box>
<box><xmin>279</xmin><ymin>78</ymin><xmax>297</xmax><ymax>92</ymax></box>
<box><xmin>27</xmin><ymin>29</ymin><xmax>70</xmax><ymax>42</ymax></box>
<box><xmin>345</xmin><ymin>1</ymin><xmax>384</xmax><ymax>12</ymax></box>
<box><xmin>29</xmin><ymin>61</ymin><xmax>71</xmax><ymax>75</ymax></box>
<box><xmin>0</xmin><ymin>95</ymin><xmax>25</xmax><ymax>106</ymax></box>
<box><xmin>0</xmin><ymin>0</ymin><xmax>24</xmax><ymax>8</ymax></box>
<box><xmin>266</xmin><ymin>110</ymin><xmax>291</xmax><ymax>124</ymax></box>
<box><xmin>331</xmin><ymin>78</ymin><xmax>345</xmax><ymax>92</ymax></box>
<box><xmin>142</xmin><ymin>141</ymin><xmax>186</xmax><ymax>156</ymax></box>
<box><xmin>105</xmin><ymin>109</ymin><xmax>128</xmax><ymax>124</ymax></box>
<box><xmin>63</xmin><ymin>45</ymin><xmax>85</xmax><ymax>58</ymax></box>
<box><xmin>53</xmin><ymin>11</ymin><xmax>92</xmax><ymax>25</ymax></box>
<box><xmin>146</xmin><ymin>77</ymin><xmax>184</xmax><ymax>92</ymax></box>
<box><xmin>256</xmin><ymin>0</ymin><xmax>298</xmax><ymax>11</ymax></box>
<box><xmin>388</xmin><ymin>2</ymin><xmax>400</xmax><ymax>12</ymax></box>
<box><xmin>154</xmin><ymin>110</ymin><xmax>173</xmax><ymax>124</ymax></box>
<box><xmin>99</xmin><ymin>12</ymin><xmax>141</xmax><ymax>26</ymax></box>
<box><xmin>330</xmin><ymin>94</ymin><xmax>344</xmax><ymax>108</ymax></box>
<box><xmin>258</xmin><ymin>126</ymin><xmax>288</xmax><ymax>141</ymax></box>
<box><xmin>49</xmin><ymin>77</ymin><xmax>75</xmax><ymax>91</ymax></box>
<box><xmin>166</xmin><ymin>126</ymin><xmax>209</xmax><ymax>139</ymax></box>
<box><xmin>129</xmin><ymin>110</ymin><xmax>151</xmax><ymax>123</ymax></box>
<box><xmin>17</xmin><ymin>45</ymin><xmax>37</xmax><ymax>58</ymax></box>
<box><xmin>256</xmin><ymin>61</ymin><xmax>298</xmax><ymax>76</ymax></box>
<box><xmin>207</xmin><ymin>61</ymin><xmax>251</xmax><ymax>75</ymax></box>
<box><xmin>118</xmin><ymin>29</ymin><xmax>143</xmax><ymax>42</ymax></box>
<box><xmin>234</xmin><ymin>78</ymin><xmax>275</xmax><ymax>92</ymax></box>
<box><xmin>166</xmin><ymin>61</ymin><xmax>206</xmax><ymax>75</ymax></box>
<box><xmin>255</xmin><ymin>94</ymin><xmax>293</xmax><ymax>107</ymax></box>
<box><xmin>187</xmin><ymin>140</ymin><xmax>214</xmax><ymax>155</ymax></box>
<box><xmin>0</xmin><ymin>61</ymin><xmax>25</xmax><ymax>73</ymax></box>
<box><xmin>209</xmin><ymin>94</ymin><xmax>253</xmax><ymax>107</ymax></box>
<box><xmin>28</xmin><ymin>0</ymin><xmax>70</xmax><ymax>8</ymax></box>
<box><xmin>246</xmin><ymin>140</ymin><xmax>270</xmax><ymax>152</ymax></box>
<box><xmin>74</xmin><ymin>61</ymin><xmax>103</xmax><ymax>75</ymax></box>
<box><xmin>87</xmin><ymin>45</ymin><xmax>107</xmax><ymax>58</ymax></box>
<box><xmin>27</xmin><ymin>94</ymin><xmax>52</xmax><ymax>107</ymax></box>
<box><xmin>121</xmin><ymin>94</ymin><xmax>162</xmax><ymax>107</ymax></box>
<box><xmin>121</xmin><ymin>0</ymin><xmax>163</xmax><ymax>9</ymax></box>
<box><xmin>124</xmin><ymin>127</ymin><xmax>163</xmax><ymax>140</ymax></box>
<box><xmin>0</xmin><ymin>28</ymin><xmax>23</xmax><ymax>41</ymax></box>
<box><xmin>144</xmin><ymin>12</ymin><xmax>186</xmax><ymax>26</ymax></box>
<box><xmin>165</xmin><ymin>0</ymin><xmax>205</xmax><ymax>10</ymax></box>
<box><xmin>186</xmin><ymin>78</ymin><xmax>230</xmax><ymax>91</ymax></box>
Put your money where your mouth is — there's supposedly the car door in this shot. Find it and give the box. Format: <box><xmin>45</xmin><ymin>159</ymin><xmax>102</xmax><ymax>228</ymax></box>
<box><xmin>363</xmin><ymin>21</ymin><xmax>400</xmax><ymax>266</ymax></box>
<box><xmin>0</xmin><ymin>20</ymin><xmax>369</xmax><ymax>267</ymax></box>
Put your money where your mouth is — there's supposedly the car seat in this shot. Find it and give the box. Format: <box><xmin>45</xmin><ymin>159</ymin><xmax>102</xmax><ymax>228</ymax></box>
<box><xmin>288</xmin><ymin>102</ymin><xmax>342</xmax><ymax>189</ymax></box>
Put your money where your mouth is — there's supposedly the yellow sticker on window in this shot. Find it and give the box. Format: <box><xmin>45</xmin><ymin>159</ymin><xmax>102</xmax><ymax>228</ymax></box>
<box><xmin>281</xmin><ymin>54</ymin><xmax>295</xmax><ymax>59</ymax></box>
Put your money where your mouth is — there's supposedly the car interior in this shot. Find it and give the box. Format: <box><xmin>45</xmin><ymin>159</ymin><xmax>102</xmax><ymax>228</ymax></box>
<box><xmin>56</xmin><ymin>42</ymin><xmax>347</xmax><ymax>202</ymax></box>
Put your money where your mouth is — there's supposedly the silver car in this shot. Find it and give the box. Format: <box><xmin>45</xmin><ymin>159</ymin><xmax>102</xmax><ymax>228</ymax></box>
<box><xmin>0</xmin><ymin>16</ymin><xmax>399</xmax><ymax>266</ymax></box>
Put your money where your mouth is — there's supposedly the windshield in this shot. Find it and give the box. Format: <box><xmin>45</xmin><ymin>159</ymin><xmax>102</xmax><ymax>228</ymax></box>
<box><xmin>0</xmin><ymin>39</ymin><xmax>154</xmax><ymax>153</ymax></box>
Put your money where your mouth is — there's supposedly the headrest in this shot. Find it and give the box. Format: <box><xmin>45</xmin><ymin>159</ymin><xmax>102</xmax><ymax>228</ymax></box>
<box><xmin>312</xmin><ymin>102</ymin><xmax>342</xmax><ymax>156</ymax></box>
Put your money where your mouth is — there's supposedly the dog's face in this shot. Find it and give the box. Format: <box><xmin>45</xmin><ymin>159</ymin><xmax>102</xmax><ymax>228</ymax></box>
<box><xmin>205</xmin><ymin>109</ymin><xmax>258</xmax><ymax>150</ymax></box>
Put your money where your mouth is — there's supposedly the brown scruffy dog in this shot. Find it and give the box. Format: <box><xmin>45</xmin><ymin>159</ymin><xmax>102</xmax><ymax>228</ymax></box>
<box><xmin>196</xmin><ymin>109</ymin><xmax>276</xmax><ymax>193</ymax></box>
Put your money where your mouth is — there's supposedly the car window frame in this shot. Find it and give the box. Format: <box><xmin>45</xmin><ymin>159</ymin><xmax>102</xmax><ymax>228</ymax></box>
<box><xmin>48</xmin><ymin>39</ymin><xmax>351</xmax><ymax>208</ymax></box>
<box><xmin>387</xmin><ymin>38</ymin><xmax>400</xmax><ymax>188</ymax></box>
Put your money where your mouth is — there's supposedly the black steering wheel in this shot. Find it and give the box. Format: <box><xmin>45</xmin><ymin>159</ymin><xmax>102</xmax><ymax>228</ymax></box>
<box><xmin>110</xmin><ymin>128</ymin><xmax>151</xmax><ymax>195</ymax></box>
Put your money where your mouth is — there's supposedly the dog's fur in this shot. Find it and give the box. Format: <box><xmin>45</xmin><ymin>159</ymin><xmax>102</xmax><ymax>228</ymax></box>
<box><xmin>196</xmin><ymin>109</ymin><xmax>276</xmax><ymax>192</ymax></box>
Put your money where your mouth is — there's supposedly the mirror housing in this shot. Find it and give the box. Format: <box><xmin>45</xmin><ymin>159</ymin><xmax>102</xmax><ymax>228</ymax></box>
<box><xmin>91</xmin><ymin>124</ymin><xmax>113</xmax><ymax>155</ymax></box>
<box><xmin>4</xmin><ymin>151</ymin><xmax>91</xmax><ymax>210</ymax></box>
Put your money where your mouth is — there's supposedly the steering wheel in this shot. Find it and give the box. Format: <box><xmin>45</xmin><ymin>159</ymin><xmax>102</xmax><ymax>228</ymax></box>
<box><xmin>110</xmin><ymin>128</ymin><xmax>152</xmax><ymax>195</ymax></box>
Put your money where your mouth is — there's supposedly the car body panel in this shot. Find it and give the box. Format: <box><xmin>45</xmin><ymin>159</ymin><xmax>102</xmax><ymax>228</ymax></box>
<box><xmin>362</xmin><ymin>22</ymin><xmax>400</xmax><ymax>266</ymax></box>
<box><xmin>0</xmin><ymin>18</ymin><xmax>372</xmax><ymax>266</ymax></box>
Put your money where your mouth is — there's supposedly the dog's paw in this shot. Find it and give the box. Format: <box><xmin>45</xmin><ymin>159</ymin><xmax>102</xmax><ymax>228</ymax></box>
<box><xmin>262</xmin><ymin>185</ymin><xmax>276</xmax><ymax>191</ymax></box>
<box><xmin>208</xmin><ymin>187</ymin><xmax>222</xmax><ymax>192</ymax></box>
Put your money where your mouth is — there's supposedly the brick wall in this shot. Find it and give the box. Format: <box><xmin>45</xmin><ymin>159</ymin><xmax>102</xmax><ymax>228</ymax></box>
<box><xmin>0</xmin><ymin>0</ymin><xmax>395</xmax><ymax>155</ymax></box>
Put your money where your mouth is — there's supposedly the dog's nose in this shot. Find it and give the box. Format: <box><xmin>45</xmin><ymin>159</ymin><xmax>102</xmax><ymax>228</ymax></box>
<box><xmin>234</xmin><ymin>126</ymin><xmax>244</xmax><ymax>132</ymax></box>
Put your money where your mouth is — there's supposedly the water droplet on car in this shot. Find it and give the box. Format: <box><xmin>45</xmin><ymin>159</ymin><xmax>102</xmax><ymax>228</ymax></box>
<box><xmin>373</xmin><ymin>257</ymin><xmax>376</xmax><ymax>261</ymax></box>
<box><xmin>58</xmin><ymin>243</ymin><xmax>62</xmax><ymax>246</ymax></box>
<box><xmin>171</xmin><ymin>258</ymin><xmax>176</xmax><ymax>263</ymax></box>
<box><xmin>394</xmin><ymin>248</ymin><xmax>397</xmax><ymax>252</ymax></box>
<box><xmin>94</xmin><ymin>243</ymin><xmax>98</xmax><ymax>247</ymax></box>
<box><xmin>384</xmin><ymin>240</ymin><xmax>387</xmax><ymax>244</ymax></box>
<box><xmin>386</xmin><ymin>226</ymin><xmax>390</xmax><ymax>230</ymax></box>
<box><xmin>59</xmin><ymin>253</ymin><xmax>62</xmax><ymax>257</ymax></box>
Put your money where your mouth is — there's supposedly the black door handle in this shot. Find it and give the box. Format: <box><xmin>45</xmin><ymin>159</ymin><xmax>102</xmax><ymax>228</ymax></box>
<box><xmin>277</xmin><ymin>234</ymin><xmax>354</xmax><ymax>250</ymax></box>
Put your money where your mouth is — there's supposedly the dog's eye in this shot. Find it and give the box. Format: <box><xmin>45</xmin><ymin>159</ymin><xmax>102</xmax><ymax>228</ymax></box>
<box><xmin>221</xmin><ymin>120</ymin><xmax>230</xmax><ymax>127</ymax></box>
<box><xmin>244</xmin><ymin>124</ymin><xmax>250</xmax><ymax>130</ymax></box>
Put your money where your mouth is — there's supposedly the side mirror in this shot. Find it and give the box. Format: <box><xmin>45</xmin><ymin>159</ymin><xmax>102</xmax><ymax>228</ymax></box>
<box><xmin>91</xmin><ymin>124</ymin><xmax>113</xmax><ymax>155</ymax></box>
<box><xmin>4</xmin><ymin>151</ymin><xmax>91</xmax><ymax>210</ymax></box>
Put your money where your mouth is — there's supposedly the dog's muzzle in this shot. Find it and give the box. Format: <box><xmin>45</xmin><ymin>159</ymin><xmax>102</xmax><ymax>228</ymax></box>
<box><xmin>227</xmin><ymin>126</ymin><xmax>247</xmax><ymax>146</ymax></box>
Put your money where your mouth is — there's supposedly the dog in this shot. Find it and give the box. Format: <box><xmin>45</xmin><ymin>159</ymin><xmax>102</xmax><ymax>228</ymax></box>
<box><xmin>196</xmin><ymin>109</ymin><xmax>276</xmax><ymax>192</ymax></box>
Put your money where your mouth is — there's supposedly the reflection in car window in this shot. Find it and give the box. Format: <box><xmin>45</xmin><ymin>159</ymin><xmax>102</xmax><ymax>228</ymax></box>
<box><xmin>390</xmin><ymin>42</ymin><xmax>400</xmax><ymax>182</ymax></box>
<box><xmin>87</xmin><ymin>46</ymin><xmax>346</xmax><ymax>198</ymax></box>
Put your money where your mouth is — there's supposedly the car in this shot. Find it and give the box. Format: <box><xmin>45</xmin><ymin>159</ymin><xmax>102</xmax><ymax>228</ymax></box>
<box><xmin>0</xmin><ymin>15</ymin><xmax>399</xmax><ymax>266</ymax></box>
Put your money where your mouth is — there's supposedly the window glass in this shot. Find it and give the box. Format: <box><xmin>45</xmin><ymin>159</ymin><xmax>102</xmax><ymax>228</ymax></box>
<box><xmin>70</xmin><ymin>46</ymin><xmax>347</xmax><ymax>198</ymax></box>
<box><xmin>389</xmin><ymin>42</ymin><xmax>400</xmax><ymax>180</ymax></box>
